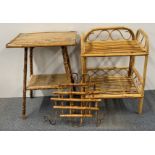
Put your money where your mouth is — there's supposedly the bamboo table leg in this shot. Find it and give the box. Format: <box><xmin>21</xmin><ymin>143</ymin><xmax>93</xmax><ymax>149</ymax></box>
<box><xmin>22</xmin><ymin>47</ymin><xmax>28</xmax><ymax>119</ymax></box>
<box><xmin>61</xmin><ymin>46</ymin><xmax>74</xmax><ymax>83</ymax></box>
<box><xmin>29</xmin><ymin>47</ymin><xmax>34</xmax><ymax>98</ymax></box>
<box><xmin>138</xmin><ymin>55</ymin><xmax>148</xmax><ymax>114</ymax></box>
<box><xmin>138</xmin><ymin>98</ymin><xmax>143</xmax><ymax>114</ymax></box>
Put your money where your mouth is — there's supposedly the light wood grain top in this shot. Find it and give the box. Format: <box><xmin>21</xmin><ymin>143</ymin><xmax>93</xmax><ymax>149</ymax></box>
<box><xmin>6</xmin><ymin>31</ymin><xmax>77</xmax><ymax>48</ymax></box>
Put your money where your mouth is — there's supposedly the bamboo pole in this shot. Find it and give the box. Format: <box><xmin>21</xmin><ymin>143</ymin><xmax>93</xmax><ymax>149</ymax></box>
<box><xmin>51</xmin><ymin>98</ymin><xmax>101</xmax><ymax>102</ymax></box>
<box><xmin>95</xmin><ymin>102</ymin><xmax>99</xmax><ymax>126</ymax></box>
<box><xmin>128</xmin><ymin>56</ymin><xmax>135</xmax><ymax>76</ymax></box>
<box><xmin>138</xmin><ymin>55</ymin><xmax>149</xmax><ymax>114</ymax></box>
<box><xmin>22</xmin><ymin>47</ymin><xmax>28</xmax><ymax>119</ymax></box>
<box><xmin>53</xmin><ymin>106</ymin><xmax>99</xmax><ymax>110</ymax></box>
<box><xmin>61</xmin><ymin>46</ymin><xmax>74</xmax><ymax>83</ymax></box>
<box><xmin>60</xmin><ymin>114</ymin><xmax>93</xmax><ymax>118</ymax></box>
<box><xmin>138</xmin><ymin>98</ymin><xmax>143</xmax><ymax>114</ymax></box>
<box><xmin>142</xmin><ymin>55</ymin><xmax>149</xmax><ymax>90</ymax></box>
<box><xmin>81</xmin><ymin>57</ymin><xmax>87</xmax><ymax>83</ymax></box>
<box><xmin>29</xmin><ymin>47</ymin><xmax>34</xmax><ymax>98</ymax></box>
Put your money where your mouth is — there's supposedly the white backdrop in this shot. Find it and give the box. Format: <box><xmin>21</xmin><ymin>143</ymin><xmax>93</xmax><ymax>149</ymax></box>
<box><xmin>0</xmin><ymin>23</ymin><xmax>154</xmax><ymax>98</ymax></box>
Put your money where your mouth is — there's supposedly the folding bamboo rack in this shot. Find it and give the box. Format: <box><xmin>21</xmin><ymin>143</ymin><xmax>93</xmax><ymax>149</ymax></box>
<box><xmin>50</xmin><ymin>81</ymin><xmax>102</xmax><ymax>126</ymax></box>
<box><xmin>81</xmin><ymin>26</ymin><xmax>149</xmax><ymax>114</ymax></box>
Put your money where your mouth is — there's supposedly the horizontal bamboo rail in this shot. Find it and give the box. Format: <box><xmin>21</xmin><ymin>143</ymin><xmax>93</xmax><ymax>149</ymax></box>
<box><xmin>57</xmin><ymin>83</ymin><xmax>95</xmax><ymax>87</ymax></box>
<box><xmin>81</xmin><ymin>52</ymin><xmax>148</xmax><ymax>57</ymax></box>
<box><xmin>51</xmin><ymin>98</ymin><xmax>101</xmax><ymax>102</ymax></box>
<box><xmin>86</xmin><ymin>93</ymin><xmax>142</xmax><ymax>99</ymax></box>
<box><xmin>60</xmin><ymin>114</ymin><xmax>93</xmax><ymax>118</ymax></box>
<box><xmin>53</xmin><ymin>106</ymin><xmax>99</xmax><ymax>110</ymax></box>
<box><xmin>87</xmin><ymin>66</ymin><xmax>129</xmax><ymax>70</ymax></box>
<box><xmin>53</xmin><ymin>91</ymin><xmax>102</xmax><ymax>95</ymax></box>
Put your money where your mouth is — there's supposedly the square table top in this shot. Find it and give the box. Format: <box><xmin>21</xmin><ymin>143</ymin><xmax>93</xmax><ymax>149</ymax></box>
<box><xmin>6</xmin><ymin>31</ymin><xmax>77</xmax><ymax>48</ymax></box>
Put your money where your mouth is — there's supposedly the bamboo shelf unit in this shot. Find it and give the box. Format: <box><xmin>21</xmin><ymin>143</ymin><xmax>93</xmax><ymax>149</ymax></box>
<box><xmin>6</xmin><ymin>31</ymin><xmax>77</xmax><ymax>118</ymax></box>
<box><xmin>81</xmin><ymin>27</ymin><xmax>149</xmax><ymax>114</ymax></box>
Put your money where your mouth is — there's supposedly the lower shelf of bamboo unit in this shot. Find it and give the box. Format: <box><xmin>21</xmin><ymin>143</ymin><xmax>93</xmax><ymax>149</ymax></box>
<box><xmin>86</xmin><ymin>76</ymin><xmax>142</xmax><ymax>99</ymax></box>
<box><xmin>27</xmin><ymin>74</ymin><xmax>70</xmax><ymax>90</ymax></box>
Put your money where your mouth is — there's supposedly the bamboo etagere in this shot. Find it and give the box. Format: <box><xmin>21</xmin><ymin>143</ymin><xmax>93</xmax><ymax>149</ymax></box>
<box><xmin>81</xmin><ymin>27</ymin><xmax>149</xmax><ymax>114</ymax></box>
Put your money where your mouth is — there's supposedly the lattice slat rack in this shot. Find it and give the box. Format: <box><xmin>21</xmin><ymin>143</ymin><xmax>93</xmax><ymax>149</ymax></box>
<box><xmin>50</xmin><ymin>83</ymin><xmax>101</xmax><ymax>126</ymax></box>
<box><xmin>81</xmin><ymin>27</ymin><xmax>149</xmax><ymax>114</ymax></box>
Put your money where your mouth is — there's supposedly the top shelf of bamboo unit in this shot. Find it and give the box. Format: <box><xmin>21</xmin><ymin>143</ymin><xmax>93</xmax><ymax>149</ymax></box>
<box><xmin>81</xmin><ymin>27</ymin><xmax>149</xmax><ymax>57</ymax></box>
<box><xmin>6</xmin><ymin>31</ymin><xmax>77</xmax><ymax>48</ymax></box>
<box><xmin>81</xmin><ymin>40</ymin><xmax>148</xmax><ymax>57</ymax></box>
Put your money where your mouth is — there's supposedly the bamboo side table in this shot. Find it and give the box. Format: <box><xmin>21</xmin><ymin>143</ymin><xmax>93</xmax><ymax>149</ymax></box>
<box><xmin>6</xmin><ymin>31</ymin><xmax>77</xmax><ymax>119</ymax></box>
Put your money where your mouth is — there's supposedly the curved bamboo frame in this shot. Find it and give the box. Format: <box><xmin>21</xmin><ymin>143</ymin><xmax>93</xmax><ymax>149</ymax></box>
<box><xmin>84</xmin><ymin>26</ymin><xmax>135</xmax><ymax>42</ymax></box>
<box><xmin>136</xmin><ymin>29</ymin><xmax>149</xmax><ymax>52</ymax></box>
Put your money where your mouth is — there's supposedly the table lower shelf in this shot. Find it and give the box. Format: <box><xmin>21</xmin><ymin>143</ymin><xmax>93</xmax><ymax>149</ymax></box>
<box><xmin>27</xmin><ymin>74</ymin><xmax>70</xmax><ymax>90</ymax></box>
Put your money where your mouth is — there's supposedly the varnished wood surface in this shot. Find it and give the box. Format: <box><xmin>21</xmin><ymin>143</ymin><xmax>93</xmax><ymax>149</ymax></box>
<box><xmin>6</xmin><ymin>31</ymin><xmax>77</xmax><ymax>48</ymax></box>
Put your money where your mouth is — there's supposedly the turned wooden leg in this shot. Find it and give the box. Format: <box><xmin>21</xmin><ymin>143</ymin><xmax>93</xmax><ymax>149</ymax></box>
<box><xmin>29</xmin><ymin>47</ymin><xmax>34</xmax><ymax>98</ymax></box>
<box><xmin>22</xmin><ymin>48</ymin><xmax>28</xmax><ymax>119</ymax></box>
<box><xmin>138</xmin><ymin>98</ymin><xmax>144</xmax><ymax>114</ymax></box>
